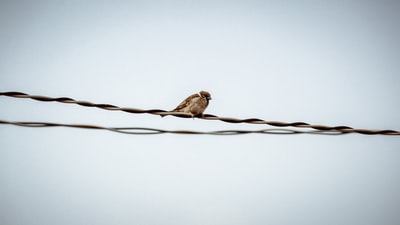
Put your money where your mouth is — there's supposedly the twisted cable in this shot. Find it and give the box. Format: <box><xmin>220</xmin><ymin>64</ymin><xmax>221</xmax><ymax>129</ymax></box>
<box><xmin>1</xmin><ymin>91</ymin><xmax>399</xmax><ymax>135</ymax></box>
<box><xmin>0</xmin><ymin>120</ymin><xmax>344</xmax><ymax>135</ymax></box>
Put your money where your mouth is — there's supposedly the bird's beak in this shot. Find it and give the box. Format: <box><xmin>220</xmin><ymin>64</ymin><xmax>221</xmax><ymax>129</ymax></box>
<box><xmin>207</xmin><ymin>97</ymin><xmax>212</xmax><ymax>100</ymax></box>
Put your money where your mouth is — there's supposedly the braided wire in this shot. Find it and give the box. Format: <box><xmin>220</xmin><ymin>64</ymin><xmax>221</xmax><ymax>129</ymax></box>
<box><xmin>0</xmin><ymin>120</ymin><xmax>343</xmax><ymax>135</ymax></box>
<box><xmin>1</xmin><ymin>91</ymin><xmax>399</xmax><ymax>136</ymax></box>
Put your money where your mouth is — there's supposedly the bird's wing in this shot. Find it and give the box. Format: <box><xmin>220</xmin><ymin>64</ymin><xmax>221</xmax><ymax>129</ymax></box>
<box><xmin>172</xmin><ymin>93</ymin><xmax>199</xmax><ymax>111</ymax></box>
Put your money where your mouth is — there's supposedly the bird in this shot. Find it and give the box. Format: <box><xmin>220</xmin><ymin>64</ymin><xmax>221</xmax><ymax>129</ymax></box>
<box><xmin>162</xmin><ymin>91</ymin><xmax>212</xmax><ymax>117</ymax></box>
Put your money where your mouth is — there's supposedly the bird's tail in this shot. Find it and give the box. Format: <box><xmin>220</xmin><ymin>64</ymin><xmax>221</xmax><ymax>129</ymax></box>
<box><xmin>160</xmin><ymin>110</ymin><xmax>172</xmax><ymax>117</ymax></box>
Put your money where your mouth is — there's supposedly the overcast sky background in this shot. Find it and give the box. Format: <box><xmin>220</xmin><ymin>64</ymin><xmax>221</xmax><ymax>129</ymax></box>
<box><xmin>1</xmin><ymin>1</ymin><xmax>399</xmax><ymax>225</ymax></box>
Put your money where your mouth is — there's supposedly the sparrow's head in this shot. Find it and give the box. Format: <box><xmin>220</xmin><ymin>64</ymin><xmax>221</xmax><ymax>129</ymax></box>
<box><xmin>199</xmin><ymin>91</ymin><xmax>212</xmax><ymax>101</ymax></box>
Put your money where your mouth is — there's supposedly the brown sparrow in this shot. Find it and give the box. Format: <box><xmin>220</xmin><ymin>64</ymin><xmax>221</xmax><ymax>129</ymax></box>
<box><xmin>162</xmin><ymin>91</ymin><xmax>212</xmax><ymax>117</ymax></box>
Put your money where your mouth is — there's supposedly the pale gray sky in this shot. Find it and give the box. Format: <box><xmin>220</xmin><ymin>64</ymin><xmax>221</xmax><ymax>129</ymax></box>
<box><xmin>1</xmin><ymin>1</ymin><xmax>400</xmax><ymax>225</ymax></box>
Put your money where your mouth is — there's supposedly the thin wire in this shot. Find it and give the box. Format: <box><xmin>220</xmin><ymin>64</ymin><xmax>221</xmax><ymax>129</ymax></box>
<box><xmin>0</xmin><ymin>120</ymin><xmax>344</xmax><ymax>135</ymax></box>
<box><xmin>1</xmin><ymin>91</ymin><xmax>399</xmax><ymax>136</ymax></box>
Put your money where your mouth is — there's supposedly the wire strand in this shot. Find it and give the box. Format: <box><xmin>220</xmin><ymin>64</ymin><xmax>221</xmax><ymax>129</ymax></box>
<box><xmin>0</xmin><ymin>120</ymin><xmax>346</xmax><ymax>135</ymax></box>
<box><xmin>1</xmin><ymin>91</ymin><xmax>399</xmax><ymax>136</ymax></box>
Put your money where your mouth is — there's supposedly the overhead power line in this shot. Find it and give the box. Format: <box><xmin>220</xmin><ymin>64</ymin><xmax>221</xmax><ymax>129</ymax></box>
<box><xmin>0</xmin><ymin>120</ymin><xmax>344</xmax><ymax>135</ymax></box>
<box><xmin>0</xmin><ymin>91</ymin><xmax>399</xmax><ymax>136</ymax></box>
